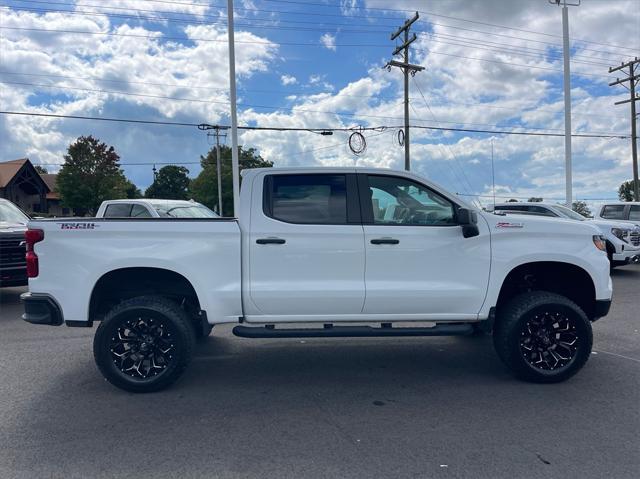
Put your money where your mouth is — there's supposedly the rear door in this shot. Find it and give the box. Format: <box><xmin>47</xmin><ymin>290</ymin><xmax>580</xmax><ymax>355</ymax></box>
<box><xmin>247</xmin><ymin>172</ymin><xmax>365</xmax><ymax>318</ymax></box>
<box><xmin>360</xmin><ymin>173</ymin><xmax>490</xmax><ymax>318</ymax></box>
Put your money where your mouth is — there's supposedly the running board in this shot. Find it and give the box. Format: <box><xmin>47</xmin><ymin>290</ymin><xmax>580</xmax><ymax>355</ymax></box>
<box><xmin>232</xmin><ymin>323</ymin><xmax>474</xmax><ymax>339</ymax></box>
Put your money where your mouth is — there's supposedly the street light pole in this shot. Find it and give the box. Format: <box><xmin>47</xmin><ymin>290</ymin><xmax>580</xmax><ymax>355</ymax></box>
<box><xmin>227</xmin><ymin>0</ymin><xmax>240</xmax><ymax>217</ymax></box>
<box><xmin>550</xmin><ymin>0</ymin><xmax>580</xmax><ymax>207</ymax></box>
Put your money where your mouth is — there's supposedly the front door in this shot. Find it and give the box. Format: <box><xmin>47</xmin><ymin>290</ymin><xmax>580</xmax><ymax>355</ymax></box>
<box><xmin>247</xmin><ymin>172</ymin><xmax>365</xmax><ymax>319</ymax></box>
<box><xmin>360</xmin><ymin>173</ymin><xmax>490</xmax><ymax>319</ymax></box>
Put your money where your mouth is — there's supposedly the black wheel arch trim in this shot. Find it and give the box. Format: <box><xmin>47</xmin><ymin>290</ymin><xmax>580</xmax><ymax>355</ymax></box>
<box><xmin>21</xmin><ymin>292</ymin><xmax>64</xmax><ymax>326</ymax></box>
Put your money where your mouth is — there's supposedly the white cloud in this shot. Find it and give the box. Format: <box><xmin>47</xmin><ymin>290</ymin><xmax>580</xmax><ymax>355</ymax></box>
<box><xmin>280</xmin><ymin>74</ymin><xmax>297</xmax><ymax>86</ymax></box>
<box><xmin>0</xmin><ymin>9</ymin><xmax>277</xmax><ymax>180</ymax></box>
<box><xmin>340</xmin><ymin>0</ymin><xmax>360</xmax><ymax>16</ymax></box>
<box><xmin>320</xmin><ymin>33</ymin><xmax>337</xmax><ymax>51</ymax></box>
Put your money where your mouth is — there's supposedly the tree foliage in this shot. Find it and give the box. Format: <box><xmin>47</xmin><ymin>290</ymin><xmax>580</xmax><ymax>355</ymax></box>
<box><xmin>618</xmin><ymin>180</ymin><xmax>636</xmax><ymax>202</ymax></box>
<box><xmin>123</xmin><ymin>179</ymin><xmax>143</xmax><ymax>199</ymax></box>
<box><xmin>34</xmin><ymin>165</ymin><xmax>49</xmax><ymax>174</ymax></box>
<box><xmin>56</xmin><ymin>136</ymin><xmax>128</xmax><ymax>215</ymax></box>
<box><xmin>527</xmin><ymin>197</ymin><xmax>543</xmax><ymax>203</ymax></box>
<box><xmin>572</xmin><ymin>200</ymin><xmax>592</xmax><ymax>218</ymax></box>
<box><xmin>190</xmin><ymin>145</ymin><xmax>273</xmax><ymax>216</ymax></box>
<box><xmin>144</xmin><ymin>165</ymin><xmax>190</xmax><ymax>200</ymax></box>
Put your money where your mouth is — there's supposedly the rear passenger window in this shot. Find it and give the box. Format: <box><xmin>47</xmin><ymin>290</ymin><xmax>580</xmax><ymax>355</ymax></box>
<box><xmin>601</xmin><ymin>205</ymin><xmax>625</xmax><ymax>220</ymax></box>
<box><xmin>265</xmin><ymin>174</ymin><xmax>347</xmax><ymax>224</ymax></box>
<box><xmin>131</xmin><ymin>204</ymin><xmax>152</xmax><ymax>218</ymax></box>
<box><xmin>629</xmin><ymin>206</ymin><xmax>640</xmax><ymax>221</ymax></box>
<box><xmin>104</xmin><ymin>204</ymin><xmax>132</xmax><ymax>217</ymax></box>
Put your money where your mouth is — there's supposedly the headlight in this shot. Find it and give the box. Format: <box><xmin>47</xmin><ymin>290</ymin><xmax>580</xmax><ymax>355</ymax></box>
<box><xmin>611</xmin><ymin>228</ymin><xmax>629</xmax><ymax>240</ymax></box>
<box><xmin>593</xmin><ymin>235</ymin><xmax>607</xmax><ymax>252</ymax></box>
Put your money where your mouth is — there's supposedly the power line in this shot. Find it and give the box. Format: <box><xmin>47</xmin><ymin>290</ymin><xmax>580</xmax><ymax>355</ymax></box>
<box><xmin>0</xmin><ymin>5</ymin><xmax>630</xmax><ymax>62</ymax></box>
<box><xmin>0</xmin><ymin>111</ymin><xmax>629</xmax><ymax>138</ymax></box>
<box><xmin>0</xmin><ymin>26</ymin><xmax>615</xmax><ymax>80</ymax></box>
<box><xmin>0</xmin><ymin>71</ymin><xmax>625</xmax><ymax>122</ymax></box>
<box><xmin>5</xmin><ymin>79</ymin><xmax>628</xmax><ymax>134</ymax></box>
<box><xmin>262</xmin><ymin>0</ymin><xmax>639</xmax><ymax>53</ymax></box>
<box><xmin>409</xmin><ymin>78</ymin><xmax>478</xmax><ymax>204</ymax></box>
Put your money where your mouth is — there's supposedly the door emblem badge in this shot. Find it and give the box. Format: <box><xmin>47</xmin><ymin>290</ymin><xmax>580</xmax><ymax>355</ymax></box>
<box><xmin>495</xmin><ymin>222</ymin><xmax>524</xmax><ymax>229</ymax></box>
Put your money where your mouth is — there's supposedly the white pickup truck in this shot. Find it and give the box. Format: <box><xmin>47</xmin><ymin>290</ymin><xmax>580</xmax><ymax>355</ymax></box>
<box><xmin>21</xmin><ymin>168</ymin><xmax>613</xmax><ymax>392</ymax></box>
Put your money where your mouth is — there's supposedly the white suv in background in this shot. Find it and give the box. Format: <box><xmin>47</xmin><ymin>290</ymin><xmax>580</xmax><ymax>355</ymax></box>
<box><xmin>489</xmin><ymin>202</ymin><xmax>640</xmax><ymax>267</ymax></box>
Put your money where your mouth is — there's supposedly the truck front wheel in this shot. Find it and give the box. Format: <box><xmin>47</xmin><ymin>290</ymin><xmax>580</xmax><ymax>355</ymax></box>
<box><xmin>493</xmin><ymin>292</ymin><xmax>593</xmax><ymax>383</ymax></box>
<box><xmin>93</xmin><ymin>296</ymin><xmax>195</xmax><ymax>393</ymax></box>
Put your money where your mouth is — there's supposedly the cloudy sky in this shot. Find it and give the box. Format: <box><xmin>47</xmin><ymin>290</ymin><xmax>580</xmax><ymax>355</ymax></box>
<box><xmin>1</xmin><ymin>0</ymin><xmax>639</xmax><ymax>207</ymax></box>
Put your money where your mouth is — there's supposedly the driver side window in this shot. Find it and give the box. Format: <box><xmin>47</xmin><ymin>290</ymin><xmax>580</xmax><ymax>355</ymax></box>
<box><xmin>367</xmin><ymin>175</ymin><xmax>456</xmax><ymax>226</ymax></box>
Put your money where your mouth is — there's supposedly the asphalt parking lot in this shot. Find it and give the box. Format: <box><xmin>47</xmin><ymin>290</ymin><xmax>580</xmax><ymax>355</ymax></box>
<box><xmin>0</xmin><ymin>267</ymin><xmax>638</xmax><ymax>479</ymax></box>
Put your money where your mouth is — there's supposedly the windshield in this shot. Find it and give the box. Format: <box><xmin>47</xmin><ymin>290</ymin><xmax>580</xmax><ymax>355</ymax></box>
<box><xmin>0</xmin><ymin>201</ymin><xmax>29</xmax><ymax>224</ymax></box>
<box><xmin>554</xmin><ymin>205</ymin><xmax>587</xmax><ymax>221</ymax></box>
<box><xmin>151</xmin><ymin>202</ymin><xmax>218</xmax><ymax>218</ymax></box>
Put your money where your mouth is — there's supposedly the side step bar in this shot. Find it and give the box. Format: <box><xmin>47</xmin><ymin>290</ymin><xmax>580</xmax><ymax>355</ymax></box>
<box><xmin>232</xmin><ymin>323</ymin><xmax>474</xmax><ymax>339</ymax></box>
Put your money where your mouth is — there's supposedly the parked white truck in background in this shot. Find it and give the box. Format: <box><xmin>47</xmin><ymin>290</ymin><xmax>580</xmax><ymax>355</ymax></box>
<box><xmin>96</xmin><ymin>199</ymin><xmax>218</xmax><ymax>218</ymax></box>
<box><xmin>21</xmin><ymin>168</ymin><xmax>613</xmax><ymax>392</ymax></box>
<box><xmin>488</xmin><ymin>202</ymin><xmax>640</xmax><ymax>267</ymax></box>
<box><xmin>596</xmin><ymin>202</ymin><xmax>640</xmax><ymax>226</ymax></box>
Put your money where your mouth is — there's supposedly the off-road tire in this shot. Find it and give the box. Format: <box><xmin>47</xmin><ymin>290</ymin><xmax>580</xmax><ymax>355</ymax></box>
<box><xmin>493</xmin><ymin>291</ymin><xmax>592</xmax><ymax>383</ymax></box>
<box><xmin>93</xmin><ymin>295</ymin><xmax>195</xmax><ymax>393</ymax></box>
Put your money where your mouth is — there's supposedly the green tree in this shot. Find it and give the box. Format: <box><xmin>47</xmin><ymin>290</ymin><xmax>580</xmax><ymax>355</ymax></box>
<box><xmin>618</xmin><ymin>180</ymin><xmax>636</xmax><ymax>201</ymax></box>
<box><xmin>528</xmin><ymin>197</ymin><xmax>543</xmax><ymax>202</ymax></box>
<box><xmin>57</xmin><ymin>136</ymin><xmax>128</xmax><ymax>215</ymax></box>
<box><xmin>123</xmin><ymin>179</ymin><xmax>143</xmax><ymax>199</ymax></box>
<box><xmin>145</xmin><ymin>165</ymin><xmax>190</xmax><ymax>200</ymax></box>
<box><xmin>190</xmin><ymin>145</ymin><xmax>273</xmax><ymax>216</ymax></box>
<box><xmin>507</xmin><ymin>199</ymin><xmax>518</xmax><ymax>202</ymax></box>
<box><xmin>572</xmin><ymin>200</ymin><xmax>592</xmax><ymax>218</ymax></box>
<box><xmin>34</xmin><ymin>165</ymin><xmax>49</xmax><ymax>174</ymax></box>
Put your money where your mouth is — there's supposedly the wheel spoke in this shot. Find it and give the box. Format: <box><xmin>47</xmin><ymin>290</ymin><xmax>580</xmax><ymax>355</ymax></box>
<box><xmin>110</xmin><ymin>315</ymin><xmax>175</xmax><ymax>380</ymax></box>
<box><xmin>519</xmin><ymin>310</ymin><xmax>579</xmax><ymax>372</ymax></box>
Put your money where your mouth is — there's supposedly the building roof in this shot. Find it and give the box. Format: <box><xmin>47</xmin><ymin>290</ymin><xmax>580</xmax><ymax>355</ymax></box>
<box><xmin>0</xmin><ymin>159</ymin><xmax>56</xmax><ymax>199</ymax></box>
<box><xmin>0</xmin><ymin>159</ymin><xmax>28</xmax><ymax>188</ymax></box>
<box><xmin>40</xmin><ymin>173</ymin><xmax>59</xmax><ymax>200</ymax></box>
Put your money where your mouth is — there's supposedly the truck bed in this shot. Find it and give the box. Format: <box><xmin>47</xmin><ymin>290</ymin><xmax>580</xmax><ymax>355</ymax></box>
<box><xmin>28</xmin><ymin>218</ymin><xmax>242</xmax><ymax>324</ymax></box>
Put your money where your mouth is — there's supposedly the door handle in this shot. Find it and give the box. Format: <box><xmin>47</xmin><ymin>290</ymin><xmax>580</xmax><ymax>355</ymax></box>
<box><xmin>370</xmin><ymin>238</ymin><xmax>399</xmax><ymax>245</ymax></box>
<box><xmin>256</xmin><ymin>237</ymin><xmax>286</xmax><ymax>245</ymax></box>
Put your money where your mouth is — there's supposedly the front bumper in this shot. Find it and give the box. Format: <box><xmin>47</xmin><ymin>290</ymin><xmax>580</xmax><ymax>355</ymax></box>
<box><xmin>21</xmin><ymin>293</ymin><xmax>64</xmax><ymax>326</ymax></box>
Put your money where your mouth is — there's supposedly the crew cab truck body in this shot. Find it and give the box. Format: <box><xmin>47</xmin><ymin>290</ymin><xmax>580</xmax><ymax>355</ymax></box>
<box><xmin>22</xmin><ymin>168</ymin><xmax>613</xmax><ymax>392</ymax></box>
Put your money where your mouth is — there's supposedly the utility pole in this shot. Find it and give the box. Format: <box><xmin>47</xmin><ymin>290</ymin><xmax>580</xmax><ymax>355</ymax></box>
<box><xmin>609</xmin><ymin>57</ymin><xmax>640</xmax><ymax>202</ymax></box>
<box><xmin>491</xmin><ymin>139</ymin><xmax>496</xmax><ymax>209</ymax></box>
<box><xmin>385</xmin><ymin>12</ymin><xmax>424</xmax><ymax>171</ymax></box>
<box><xmin>549</xmin><ymin>0</ymin><xmax>580</xmax><ymax>207</ymax></box>
<box><xmin>208</xmin><ymin>127</ymin><xmax>227</xmax><ymax>215</ymax></box>
<box><xmin>227</xmin><ymin>0</ymin><xmax>240</xmax><ymax>217</ymax></box>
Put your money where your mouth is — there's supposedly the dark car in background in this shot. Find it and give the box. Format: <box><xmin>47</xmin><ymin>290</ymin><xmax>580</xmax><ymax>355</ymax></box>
<box><xmin>0</xmin><ymin>198</ymin><xmax>29</xmax><ymax>287</ymax></box>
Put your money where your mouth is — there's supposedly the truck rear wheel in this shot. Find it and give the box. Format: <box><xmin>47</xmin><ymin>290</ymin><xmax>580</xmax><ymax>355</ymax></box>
<box><xmin>93</xmin><ymin>296</ymin><xmax>195</xmax><ymax>393</ymax></box>
<box><xmin>493</xmin><ymin>291</ymin><xmax>592</xmax><ymax>383</ymax></box>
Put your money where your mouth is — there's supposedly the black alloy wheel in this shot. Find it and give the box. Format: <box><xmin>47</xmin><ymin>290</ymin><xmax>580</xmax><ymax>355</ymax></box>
<box><xmin>109</xmin><ymin>315</ymin><xmax>176</xmax><ymax>379</ymax></box>
<box><xmin>94</xmin><ymin>296</ymin><xmax>195</xmax><ymax>393</ymax></box>
<box><xmin>519</xmin><ymin>310</ymin><xmax>578</xmax><ymax>371</ymax></box>
<box><xmin>493</xmin><ymin>291</ymin><xmax>592</xmax><ymax>383</ymax></box>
